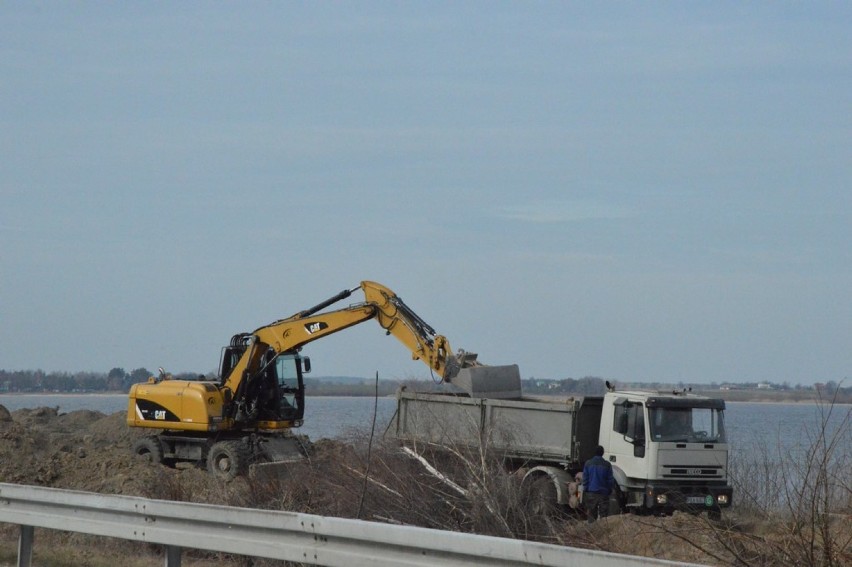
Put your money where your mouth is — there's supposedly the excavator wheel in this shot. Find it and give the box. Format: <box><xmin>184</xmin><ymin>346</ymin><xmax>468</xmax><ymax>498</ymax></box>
<box><xmin>132</xmin><ymin>436</ymin><xmax>165</xmax><ymax>465</ymax></box>
<box><xmin>207</xmin><ymin>440</ymin><xmax>250</xmax><ymax>480</ymax></box>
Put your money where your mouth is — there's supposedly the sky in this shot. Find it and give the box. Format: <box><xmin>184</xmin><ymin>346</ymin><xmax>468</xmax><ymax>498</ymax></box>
<box><xmin>1</xmin><ymin>3</ymin><xmax>850</xmax><ymax>385</ymax></box>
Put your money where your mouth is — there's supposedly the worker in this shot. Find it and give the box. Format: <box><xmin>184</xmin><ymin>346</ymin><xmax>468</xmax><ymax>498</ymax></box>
<box><xmin>582</xmin><ymin>445</ymin><xmax>615</xmax><ymax>523</ymax></box>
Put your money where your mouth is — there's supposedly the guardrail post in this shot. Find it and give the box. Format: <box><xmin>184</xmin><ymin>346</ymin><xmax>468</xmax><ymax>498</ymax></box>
<box><xmin>165</xmin><ymin>544</ymin><xmax>182</xmax><ymax>567</ymax></box>
<box><xmin>17</xmin><ymin>525</ymin><xmax>33</xmax><ymax>567</ymax></box>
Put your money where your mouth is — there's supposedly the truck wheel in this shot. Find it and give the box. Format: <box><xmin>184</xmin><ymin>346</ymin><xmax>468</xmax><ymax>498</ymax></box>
<box><xmin>207</xmin><ymin>441</ymin><xmax>248</xmax><ymax>480</ymax></box>
<box><xmin>608</xmin><ymin>488</ymin><xmax>625</xmax><ymax>516</ymax></box>
<box><xmin>526</xmin><ymin>475</ymin><xmax>561</xmax><ymax>518</ymax></box>
<box><xmin>132</xmin><ymin>437</ymin><xmax>164</xmax><ymax>465</ymax></box>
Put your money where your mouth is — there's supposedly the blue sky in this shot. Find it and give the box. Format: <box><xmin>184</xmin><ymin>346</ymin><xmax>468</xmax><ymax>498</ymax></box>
<box><xmin>1</xmin><ymin>3</ymin><xmax>849</xmax><ymax>385</ymax></box>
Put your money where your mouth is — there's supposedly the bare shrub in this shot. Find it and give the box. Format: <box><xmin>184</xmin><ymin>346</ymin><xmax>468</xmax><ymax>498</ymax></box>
<box><xmin>232</xmin><ymin>425</ymin><xmax>566</xmax><ymax>547</ymax></box>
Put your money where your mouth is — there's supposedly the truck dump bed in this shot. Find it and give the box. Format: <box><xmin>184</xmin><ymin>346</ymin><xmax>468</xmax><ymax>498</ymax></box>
<box><xmin>390</xmin><ymin>389</ymin><xmax>581</xmax><ymax>464</ymax></box>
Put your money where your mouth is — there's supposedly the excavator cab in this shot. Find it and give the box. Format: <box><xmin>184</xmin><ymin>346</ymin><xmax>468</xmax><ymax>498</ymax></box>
<box><xmin>242</xmin><ymin>350</ymin><xmax>307</xmax><ymax>428</ymax></box>
<box><xmin>218</xmin><ymin>338</ymin><xmax>307</xmax><ymax>429</ymax></box>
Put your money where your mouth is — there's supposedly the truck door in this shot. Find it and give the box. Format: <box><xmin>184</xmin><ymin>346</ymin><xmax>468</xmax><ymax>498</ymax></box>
<box><xmin>607</xmin><ymin>398</ymin><xmax>647</xmax><ymax>480</ymax></box>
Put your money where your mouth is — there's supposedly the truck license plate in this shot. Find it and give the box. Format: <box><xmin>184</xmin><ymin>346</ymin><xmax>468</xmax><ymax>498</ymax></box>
<box><xmin>686</xmin><ymin>496</ymin><xmax>707</xmax><ymax>505</ymax></box>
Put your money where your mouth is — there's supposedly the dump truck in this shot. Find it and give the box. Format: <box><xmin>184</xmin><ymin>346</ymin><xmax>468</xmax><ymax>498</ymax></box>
<box><xmin>390</xmin><ymin>384</ymin><xmax>732</xmax><ymax>517</ymax></box>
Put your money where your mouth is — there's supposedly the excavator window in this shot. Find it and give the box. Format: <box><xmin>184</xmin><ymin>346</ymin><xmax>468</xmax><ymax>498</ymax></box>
<box><xmin>274</xmin><ymin>354</ymin><xmax>304</xmax><ymax>421</ymax></box>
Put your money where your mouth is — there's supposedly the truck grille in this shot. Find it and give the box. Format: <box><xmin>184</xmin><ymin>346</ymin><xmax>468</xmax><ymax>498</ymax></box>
<box><xmin>661</xmin><ymin>465</ymin><xmax>724</xmax><ymax>479</ymax></box>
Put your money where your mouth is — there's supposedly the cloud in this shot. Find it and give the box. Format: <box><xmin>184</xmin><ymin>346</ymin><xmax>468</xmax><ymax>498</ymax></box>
<box><xmin>493</xmin><ymin>199</ymin><xmax>635</xmax><ymax>224</ymax></box>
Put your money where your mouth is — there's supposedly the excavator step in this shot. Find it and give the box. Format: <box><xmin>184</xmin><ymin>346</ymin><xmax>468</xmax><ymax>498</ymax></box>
<box><xmin>257</xmin><ymin>436</ymin><xmax>309</xmax><ymax>464</ymax></box>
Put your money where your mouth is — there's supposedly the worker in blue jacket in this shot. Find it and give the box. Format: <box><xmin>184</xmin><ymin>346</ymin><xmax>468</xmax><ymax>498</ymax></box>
<box><xmin>582</xmin><ymin>445</ymin><xmax>615</xmax><ymax>523</ymax></box>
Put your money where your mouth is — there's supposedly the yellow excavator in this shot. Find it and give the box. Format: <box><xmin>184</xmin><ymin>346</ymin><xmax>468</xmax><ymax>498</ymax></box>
<box><xmin>127</xmin><ymin>281</ymin><xmax>521</xmax><ymax>478</ymax></box>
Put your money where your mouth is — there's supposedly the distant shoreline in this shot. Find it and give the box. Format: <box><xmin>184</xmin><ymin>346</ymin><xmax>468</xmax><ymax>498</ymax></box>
<box><xmin>0</xmin><ymin>391</ymin><xmax>847</xmax><ymax>405</ymax></box>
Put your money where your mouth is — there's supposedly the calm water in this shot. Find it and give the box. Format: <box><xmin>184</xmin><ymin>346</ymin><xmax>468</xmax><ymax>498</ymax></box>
<box><xmin>0</xmin><ymin>394</ymin><xmax>847</xmax><ymax>452</ymax></box>
<box><xmin>0</xmin><ymin>394</ymin><xmax>398</xmax><ymax>441</ymax></box>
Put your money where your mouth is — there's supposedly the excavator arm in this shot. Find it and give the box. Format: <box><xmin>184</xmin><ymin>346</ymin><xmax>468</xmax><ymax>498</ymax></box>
<box><xmin>216</xmin><ymin>281</ymin><xmax>490</xmax><ymax>427</ymax></box>
<box><xmin>222</xmin><ymin>281</ymin><xmax>466</xmax><ymax>397</ymax></box>
<box><xmin>361</xmin><ymin>280</ymin><xmax>464</xmax><ymax>380</ymax></box>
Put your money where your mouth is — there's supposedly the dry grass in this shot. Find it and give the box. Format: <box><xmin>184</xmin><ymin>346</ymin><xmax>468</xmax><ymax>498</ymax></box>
<box><xmin>0</xmin><ymin>395</ymin><xmax>848</xmax><ymax>566</ymax></box>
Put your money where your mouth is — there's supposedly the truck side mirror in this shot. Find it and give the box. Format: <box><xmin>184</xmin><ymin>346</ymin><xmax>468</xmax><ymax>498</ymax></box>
<box><xmin>301</xmin><ymin>357</ymin><xmax>311</xmax><ymax>374</ymax></box>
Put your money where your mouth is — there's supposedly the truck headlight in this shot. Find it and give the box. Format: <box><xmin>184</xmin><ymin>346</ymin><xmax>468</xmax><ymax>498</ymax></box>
<box><xmin>716</xmin><ymin>494</ymin><xmax>729</xmax><ymax>505</ymax></box>
<box><xmin>656</xmin><ymin>494</ymin><xmax>668</xmax><ymax>505</ymax></box>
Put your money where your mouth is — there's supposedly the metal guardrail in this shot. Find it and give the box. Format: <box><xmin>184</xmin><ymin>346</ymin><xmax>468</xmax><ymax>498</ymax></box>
<box><xmin>0</xmin><ymin>482</ymin><xmax>700</xmax><ymax>566</ymax></box>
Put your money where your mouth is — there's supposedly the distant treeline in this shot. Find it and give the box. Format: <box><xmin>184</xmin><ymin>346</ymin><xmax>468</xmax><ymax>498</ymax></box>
<box><xmin>0</xmin><ymin>368</ymin><xmax>156</xmax><ymax>393</ymax></box>
<box><xmin>0</xmin><ymin>369</ymin><xmax>848</xmax><ymax>402</ymax></box>
<box><xmin>0</xmin><ymin>368</ymin><xmax>607</xmax><ymax>397</ymax></box>
<box><xmin>0</xmin><ymin>368</ymin><xmax>431</xmax><ymax>396</ymax></box>
<box><xmin>523</xmin><ymin>377</ymin><xmax>851</xmax><ymax>403</ymax></box>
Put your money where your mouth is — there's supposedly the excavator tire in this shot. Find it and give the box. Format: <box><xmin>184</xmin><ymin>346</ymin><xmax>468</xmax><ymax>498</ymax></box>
<box><xmin>207</xmin><ymin>440</ymin><xmax>249</xmax><ymax>480</ymax></box>
<box><xmin>132</xmin><ymin>436</ymin><xmax>165</xmax><ymax>465</ymax></box>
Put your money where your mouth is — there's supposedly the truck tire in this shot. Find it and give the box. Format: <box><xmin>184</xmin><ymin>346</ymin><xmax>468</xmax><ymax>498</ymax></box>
<box><xmin>207</xmin><ymin>441</ymin><xmax>249</xmax><ymax>480</ymax></box>
<box><xmin>525</xmin><ymin>475</ymin><xmax>561</xmax><ymax>518</ymax></box>
<box><xmin>132</xmin><ymin>437</ymin><xmax>164</xmax><ymax>465</ymax></box>
<box><xmin>608</xmin><ymin>487</ymin><xmax>626</xmax><ymax>516</ymax></box>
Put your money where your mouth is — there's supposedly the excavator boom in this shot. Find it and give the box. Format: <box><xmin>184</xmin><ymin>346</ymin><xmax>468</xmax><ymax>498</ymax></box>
<box><xmin>220</xmin><ymin>281</ymin><xmax>465</xmax><ymax>400</ymax></box>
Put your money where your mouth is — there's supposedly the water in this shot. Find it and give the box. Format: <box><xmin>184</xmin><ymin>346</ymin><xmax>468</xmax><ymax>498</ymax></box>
<box><xmin>726</xmin><ymin>402</ymin><xmax>848</xmax><ymax>452</ymax></box>
<box><xmin>0</xmin><ymin>394</ymin><xmax>847</xmax><ymax>451</ymax></box>
<box><xmin>0</xmin><ymin>394</ymin><xmax>398</xmax><ymax>441</ymax></box>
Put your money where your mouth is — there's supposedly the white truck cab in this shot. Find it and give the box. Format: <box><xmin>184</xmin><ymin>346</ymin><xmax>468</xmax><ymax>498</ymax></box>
<box><xmin>598</xmin><ymin>390</ymin><xmax>732</xmax><ymax>514</ymax></box>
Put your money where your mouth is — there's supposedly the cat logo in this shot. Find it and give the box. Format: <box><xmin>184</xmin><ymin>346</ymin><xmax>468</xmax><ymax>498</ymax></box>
<box><xmin>305</xmin><ymin>321</ymin><xmax>329</xmax><ymax>334</ymax></box>
<box><xmin>154</xmin><ymin>410</ymin><xmax>166</xmax><ymax>420</ymax></box>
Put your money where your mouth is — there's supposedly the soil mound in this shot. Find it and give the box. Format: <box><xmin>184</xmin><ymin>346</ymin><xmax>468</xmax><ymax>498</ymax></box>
<box><xmin>0</xmin><ymin>406</ymin><xmax>353</xmax><ymax>504</ymax></box>
<box><xmin>0</xmin><ymin>406</ymin><xmax>188</xmax><ymax>496</ymax></box>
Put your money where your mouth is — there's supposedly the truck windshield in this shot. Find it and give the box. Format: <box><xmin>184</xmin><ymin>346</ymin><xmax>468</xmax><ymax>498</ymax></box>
<box><xmin>649</xmin><ymin>407</ymin><xmax>726</xmax><ymax>443</ymax></box>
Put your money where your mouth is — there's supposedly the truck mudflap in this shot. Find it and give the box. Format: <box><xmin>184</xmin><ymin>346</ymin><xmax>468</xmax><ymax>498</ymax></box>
<box><xmin>642</xmin><ymin>482</ymin><xmax>733</xmax><ymax>512</ymax></box>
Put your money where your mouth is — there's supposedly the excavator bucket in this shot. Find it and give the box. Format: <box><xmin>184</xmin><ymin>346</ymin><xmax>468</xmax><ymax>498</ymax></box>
<box><xmin>451</xmin><ymin>364</ymin><xmax>522</xmax><ymax>399</ymax></box>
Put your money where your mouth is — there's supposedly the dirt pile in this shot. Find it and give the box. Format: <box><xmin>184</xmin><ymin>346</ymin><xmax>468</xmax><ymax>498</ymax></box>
<box><xmin>0</xmin><ymin>405</ymin><xmax>366</xmax><ymax>507</ymax></box>
<box><xmin>0</xmin><ymin>406</ymin><xmax>163</xmax><ymax>495</ymax></box>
